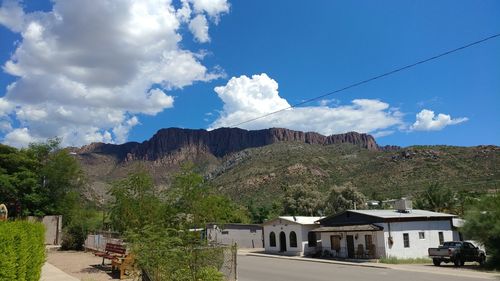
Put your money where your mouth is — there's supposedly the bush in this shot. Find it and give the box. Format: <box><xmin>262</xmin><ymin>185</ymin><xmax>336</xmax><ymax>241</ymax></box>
<box><xmin>0</xmin><ymin>221</ymin><xmax>45</xmax><ymax>281</ymax></box>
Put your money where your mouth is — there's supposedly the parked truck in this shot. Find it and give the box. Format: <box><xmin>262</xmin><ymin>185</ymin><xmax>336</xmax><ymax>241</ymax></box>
<box><xmin>428</xmin><ymin>241</ymin><xmax>486</xmax><ymax>267</ymax></box>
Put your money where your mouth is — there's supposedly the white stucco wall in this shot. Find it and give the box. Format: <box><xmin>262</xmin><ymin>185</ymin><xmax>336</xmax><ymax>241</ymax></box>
<box><xmin>263</xmin><ymin>221</ymin><xmax>318</xmax><ymax>256</ymax></box>
<box><xmin>206</xmin><ymin>226</ymin><xmax>263</xmax><ymax>248</ymax></box>
<box><xmin>320</xmin><ymin>231</ymin><xmax>384</xmax><ymax>258</ymax></box>
<box><xmin>379</xmin><ymin>220</ymin><xmax>453</xmax><ymax>258</ymax></box>
<box><xmin>318</xmin><ymin>220</ymin><xmax>453</xmax><ymax>259</ymax></box>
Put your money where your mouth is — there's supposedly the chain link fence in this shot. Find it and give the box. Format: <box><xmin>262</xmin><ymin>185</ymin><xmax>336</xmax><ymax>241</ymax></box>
<box><xmin>141</xmin><ymin>244</ymin><xmax>237</xmax><ymax>281</ymax></box>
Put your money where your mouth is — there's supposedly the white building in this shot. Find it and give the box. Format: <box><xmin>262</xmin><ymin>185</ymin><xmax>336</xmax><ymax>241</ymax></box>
<box><xmin>263</xmin><ymin>216</ymin><xmax>323</xmax><ymax>256</ymax></box>
<box><xmin>315</xmin><ymin>208</ymin><xmax>456</xmax><ymax>259</ymax></box>
<box><xmin>206</xmin><ymin>223</ymin><xmax>263</xmax><ymax>248</ymax></box>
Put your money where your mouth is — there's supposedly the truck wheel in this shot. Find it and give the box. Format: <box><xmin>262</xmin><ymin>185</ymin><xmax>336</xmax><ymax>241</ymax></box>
<box><xmin>453</xmin><ymin>256</ymin><xmax>461</xmax><ymax>267</ymax></box>
<box><xmin>479</xmin><ymin>255</ymin><xmax>486</xmax><ymax>266</ymax></box>
<box><xmin>433</xmin><ymin>259</ymin><xmax>441</xmax><ymax>266</ymax></box>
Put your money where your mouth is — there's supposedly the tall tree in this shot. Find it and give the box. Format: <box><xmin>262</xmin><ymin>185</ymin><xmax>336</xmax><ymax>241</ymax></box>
<box><xmin>0</xmin><ymin>139</ymin><xmax>85</xmax><ymax>217</ymax></box>
<box><xmin>414</xmin><ymin>183</ymin><xmax>456</xmax><ymax>213</ymax></box>
<box><xmin>108</xmin><ymin>171</ymin><xmax>163</xmax><ymax>233</ymax></box>
<box><xmin>282</xmin><ymin>184</ymin><xmax>324</xmax><ymax>216</ymax></box>
<box><xmin>462</xmin><ymin>194</ymin><xmax>500</xmax><ymax>268</ymax></box>
<box><xmin>324</xmin><ymin>184</ymin><xmax>366</xmax><ymax>215</ymax></box>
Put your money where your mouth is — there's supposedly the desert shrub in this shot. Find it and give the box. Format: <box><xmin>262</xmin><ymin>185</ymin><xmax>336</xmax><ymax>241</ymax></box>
<box><xmin>0</xmin><ymin>221</ymin><xmax>45</xmax><ymax>281</ymax></box>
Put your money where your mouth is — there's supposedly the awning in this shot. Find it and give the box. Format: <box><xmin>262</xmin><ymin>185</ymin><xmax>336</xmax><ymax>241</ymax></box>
<box><xmin>312</xmin><ymin>224</ymin><xmax>383</xmax><ymax>232</ymax></box>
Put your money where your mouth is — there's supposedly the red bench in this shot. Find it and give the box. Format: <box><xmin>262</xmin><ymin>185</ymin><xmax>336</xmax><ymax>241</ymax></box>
<box><xmin>95</xmin><ymin>243</ymin><xmax>126</xmax><ymax>265</ymax></box>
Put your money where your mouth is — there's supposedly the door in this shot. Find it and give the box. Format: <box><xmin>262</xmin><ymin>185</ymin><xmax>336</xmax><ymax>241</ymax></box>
<box><xmin>279</xmin><ymin>231</ymin><xmax>287</xmax><ymax>252</ymax></box>
<box><xmin>463</xmin><ymin>242</ymin><xmax>476</xmax><ymax>261</ymax></box>
<box><xmin>346</xmin><ymin>235</ymin><xmax>355</xmax><ymax>258</ymax></box>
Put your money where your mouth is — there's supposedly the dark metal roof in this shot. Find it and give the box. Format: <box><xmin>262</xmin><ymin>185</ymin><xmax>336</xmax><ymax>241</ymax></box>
<box><xmin>312</xmin><ymin>224</ymin><xmax>383</xmax><ymax>232</ymax></box>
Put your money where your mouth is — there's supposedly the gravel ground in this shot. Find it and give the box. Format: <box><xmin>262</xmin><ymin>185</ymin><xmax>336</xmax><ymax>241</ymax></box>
<box><xmin>47</xmin><ymin>250</ymin><xmax>133</xmax><ymax>281</ymax></box>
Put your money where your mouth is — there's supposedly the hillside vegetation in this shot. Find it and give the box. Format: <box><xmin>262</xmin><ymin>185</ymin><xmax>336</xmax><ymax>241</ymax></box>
<box><xmin>76</xmin><ymin>140</ymin><xmax>499</xmax><ymax>211</ymax></box>
<box><xmin>208</xmin><ymin>142</ymin><xmax>499</xmax><ymax>207</ymax></box>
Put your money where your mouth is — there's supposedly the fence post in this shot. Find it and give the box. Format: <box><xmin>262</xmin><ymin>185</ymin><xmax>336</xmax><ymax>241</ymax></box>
<box><xmin>233</xmin><ymin>243</ymin><xmax>238</xmax><ymax>281</ymax></box>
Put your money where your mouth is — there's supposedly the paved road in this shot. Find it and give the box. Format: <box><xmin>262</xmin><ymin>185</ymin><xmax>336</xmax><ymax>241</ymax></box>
<box><xmin>238</xmin><ymin>256</ymin><xmax>493</xmax><ymax>281</ymax></box>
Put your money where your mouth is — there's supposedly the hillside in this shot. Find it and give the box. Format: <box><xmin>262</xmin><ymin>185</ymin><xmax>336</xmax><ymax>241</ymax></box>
<box><xmin>209</xmin><ymin>143</ymin><xmax>499</xmax><ymax>207</ymax></box>
<box><xmin>74</xmin><ymin>128</ymin><xmax>499</xmax><ymax>207</ymax></box>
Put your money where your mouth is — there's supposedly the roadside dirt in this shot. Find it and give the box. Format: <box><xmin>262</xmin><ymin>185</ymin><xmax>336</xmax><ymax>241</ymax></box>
<box><xmin>47</xmin><ymin>250</ymin><xmax>133</xmax><ymax>281</ymax></box>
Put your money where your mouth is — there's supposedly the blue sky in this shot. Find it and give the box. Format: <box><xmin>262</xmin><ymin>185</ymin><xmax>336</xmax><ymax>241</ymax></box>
<box><xmin>0</xmin><ymin>0</ymin><xmax>498</xmax><ymax>148</ymax></box>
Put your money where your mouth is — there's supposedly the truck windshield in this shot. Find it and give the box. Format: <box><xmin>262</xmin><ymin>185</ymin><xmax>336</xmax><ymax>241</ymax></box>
<box><xmin>442</xmin><ymin>242</ymin><xmax>462</xmax><ymax>247</ymax></box>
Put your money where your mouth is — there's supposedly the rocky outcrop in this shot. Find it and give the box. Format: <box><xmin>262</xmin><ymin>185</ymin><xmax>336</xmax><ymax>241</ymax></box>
<box><xmin>77</xmin><ymin>127</ymin><xmax>380</xmax><ymax>161</ymax></box>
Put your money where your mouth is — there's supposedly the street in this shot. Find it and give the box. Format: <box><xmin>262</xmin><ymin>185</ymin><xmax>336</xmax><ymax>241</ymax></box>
<box><xmin>238</xmin><ymin>256</ymin><xmax>495</xmax><ymax>281</ymax></box>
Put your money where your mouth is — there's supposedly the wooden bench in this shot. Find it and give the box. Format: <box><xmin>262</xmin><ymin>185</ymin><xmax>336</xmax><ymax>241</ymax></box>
<box><xmin>112</xmin><ymin>254</ymin><xmax>134</xmax><ymax>279</ymax></box>
<box><xmin>95</xmin><ymin>243</ymin><xmax>126</xmax><ymax>265</ymax></box>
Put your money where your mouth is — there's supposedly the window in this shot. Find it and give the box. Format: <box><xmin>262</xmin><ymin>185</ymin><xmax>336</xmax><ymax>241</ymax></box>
<box><xmin>308</xmin><ymin>232</ymin><xmax>317</xmax><ymax>247</ymax></box>
<box><xmin>365</xmin><ymin>235</ymin><xmax>373</xmax><ymax>247</ymax></box>
<box><xmin>438</xmin><ymin>232</ymin><xmax>444</xmax><ymax>245</ymax></box>
<box><xmin>270</xmin><ymin>232</ymin><xmax>276</xmax><ymax>247</ymax></box>
<box><xmin>403</xmin><ymin>233</ymin><xmax>410</xmax><ymax>248</ymax></box>
<box><xmin>419</xmin><ymin>232</ymin><xmax>425</xmax><ymax>239</ymax></box>
<box><xmin>330</xmin><ymin>235</ymin><xmax>341</xmax><ymax>252</ymax></box>
<box><xmin>222</xmin><ymin>231</ymin><xmax>229</xmax><ymax>235</ymax></box>
<box><xmin>290</xmin><ymin>231</ymin><xmax>297</xmax><ymax>247</ymax></box>
<box><xmin>250</xmin><ymin>229</ymin><xmax>257</xmax><ymax>233</ymax></box>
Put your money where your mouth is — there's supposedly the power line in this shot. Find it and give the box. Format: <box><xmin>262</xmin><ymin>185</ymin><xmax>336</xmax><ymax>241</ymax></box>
<box><xmin>230</xmin><ymin>33</ymin><xmax>500</xmax><ymax>128</ymax></box>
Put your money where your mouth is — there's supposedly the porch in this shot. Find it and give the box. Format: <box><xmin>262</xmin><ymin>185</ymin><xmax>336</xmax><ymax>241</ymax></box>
<box><xmin>313</xmin><ymin>224</ymin><xmax>385</xmax><ymax>259</ymax></box>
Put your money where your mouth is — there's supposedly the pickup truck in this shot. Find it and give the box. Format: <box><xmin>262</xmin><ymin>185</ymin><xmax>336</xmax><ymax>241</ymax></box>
<box><xmin>428</xmin><ymin>241</ymin><xmax>486</xmax><ymax>266</ymax></box>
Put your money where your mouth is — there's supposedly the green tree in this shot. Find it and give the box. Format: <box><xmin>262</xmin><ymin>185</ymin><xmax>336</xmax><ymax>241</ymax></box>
<box><xmin>414</xmin><ymin>183</ymin><xmax>456</xmax><ymax>213</ymax></box>
<box><xmin>0</xmin><ymin>139</ymin><xmax>85</xmax><ymax>217</ymax></box>
<box><xmin>164</xmin><ymin>164</ymin><xmax>250</xmax><ymax>228</ymax></box>
<box><xmin>324</xmin><ymin>184</ymin><xmax>366</xmax><ymax>215</ymax></box>
<box><xmin>108</xmin><ymin>171</ymin><xmax>163</xmax><ymax>233</ymax></box>
<box><xmin>282</xmin><ymin>184</ymin><xmax>324</xmax><ymax>216</ymax></box>
<box><xmin>247</xmin><ymin>200</ymin><xmax>282</xmax><ymax>223</ymax></box>
<box><xmin>118</xmin><ymin>166</ymin><xmax>244</xmax><ymax>280</ymax></box>
<box><xmin>462</xmin><ymin>194</ymin><xmax>500</xmax><ymax>268</ymax></box>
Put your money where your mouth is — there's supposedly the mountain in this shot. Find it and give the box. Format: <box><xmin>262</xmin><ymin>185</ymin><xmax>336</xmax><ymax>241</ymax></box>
<box><xmin>77</xmin><ymin>127</ymin><xmax>381</xmax><ymax>161</ymax></box>
<box><xmin>74</xmin><ymin>127</ymin><xmax>499</xmax><ymax>207</ymax></box>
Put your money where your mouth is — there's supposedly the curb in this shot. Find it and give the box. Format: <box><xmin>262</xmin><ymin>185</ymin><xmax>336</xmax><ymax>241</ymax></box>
<box><xmin>245</xmin><ymin>253</ymin><xmax>391</xmax><ymax>269</ymax></box>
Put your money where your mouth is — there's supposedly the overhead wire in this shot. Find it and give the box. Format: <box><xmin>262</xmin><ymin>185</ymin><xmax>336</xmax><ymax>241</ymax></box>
<box><xmin>229</xmin><ymin>33</ymin><xmax>500</xmax><ymax>128</ymax></box>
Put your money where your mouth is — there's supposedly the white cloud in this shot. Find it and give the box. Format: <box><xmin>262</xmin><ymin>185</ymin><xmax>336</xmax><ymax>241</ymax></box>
<box><xmin>189</xmin><ymin>0</ymin><xmax>230</xmax><ymax>22</ymax></box>
<box><xmin>3</xmin><ymin>128</ymin><xmax>40</xmax><ymax>147</ymax></box>
<box><xmin>0</xmin><ymin>0</ymin><xmax>25</xmax><ymax>32</ymax></box>
<box><xmin>209</xmin><ymin>73</ymin><xmax>404</xmax><ymax>136</ymax></box>
<box><xmin>0</xmin><ymin>0</ymin><xmax>228</xmax><ymax>147</ymax></box>
<box><xmin>189</xmin><ymin>14</ymin><xmax>210</xmax><ymax>43</ymax></box>
<box><xmin>410</xmin><ymin>109</ymin><xmax>468</xmax><ymax>131</ymax></box>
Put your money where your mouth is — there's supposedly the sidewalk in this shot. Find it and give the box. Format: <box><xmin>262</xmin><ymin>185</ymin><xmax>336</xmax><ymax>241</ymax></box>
<box><xmin>40</xmin><ymin>262</ymin><xmax>79</xmax><ymax>281</ymax></box>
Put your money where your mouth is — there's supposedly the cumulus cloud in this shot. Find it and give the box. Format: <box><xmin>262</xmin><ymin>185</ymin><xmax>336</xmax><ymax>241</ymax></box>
<box><xmin>209</xmin><ymin>74</ymin><xmax>404</xmax><ymax>136</ymax></box>
<box><xmin>189</xmin><ymin>0</ymin><xmax>230</xmax><ymax>22</ymax></box>
<box><xmin>189</xmin><ymin>14</ymin><xmax>210</xmax><ymax>42</ymax></box>
<box><xmin>410</xmin><ymin>109</ymin><xmax>468</xmax><ymax>131</ymax></box>
<box><xmin>0</xmin><ymin>0</ymin><xmax>228</xmax><ymax>147</ymax></box>
<box><xmin>3</xmin><ymin>128</ymin><xmax>40</xmax><ymax>148</ymax></box>
<box><xmin>0</xmin><ymin>0</ymin><xmax>25</xmax><ymax>32</ymax></box>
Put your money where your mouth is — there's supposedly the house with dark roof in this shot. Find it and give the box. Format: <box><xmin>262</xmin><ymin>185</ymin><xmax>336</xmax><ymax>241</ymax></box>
<box><xmin>315</xmin><ymin>200</ymin><xmax>456</xmax><ymax>259</ymax></box>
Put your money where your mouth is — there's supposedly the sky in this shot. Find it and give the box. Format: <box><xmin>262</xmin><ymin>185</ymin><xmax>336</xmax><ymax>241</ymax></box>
<box><xmin>0</xmin><ymin>0</ymin><xmax>499</xmax><ymax>148</ymax></box>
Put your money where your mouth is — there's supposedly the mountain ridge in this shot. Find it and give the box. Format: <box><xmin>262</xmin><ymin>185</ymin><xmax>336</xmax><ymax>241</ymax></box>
<box><xmin>76</xmin><ymin>127</ymin><xmax>386</xmax><ymax>161</ymax></box>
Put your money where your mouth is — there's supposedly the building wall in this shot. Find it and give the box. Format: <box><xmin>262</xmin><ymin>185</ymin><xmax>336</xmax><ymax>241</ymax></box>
<box><xmin>263</xmin><ymin>222</ymin><xmax>318</xmax><ymax>256</ymax></box>
<box><xmin>301</xmin><ymin>226</ymin><xmax>319</xmax><ymax>255</ymax></box>
<box><xmin>379</xmin><ymin>220</ymin><xmax>453</xmax><ymax>258</ymax></box>
<box><xmin>319</xmin><ymin>231</ymin><xmax>384</xmax><ymax>258</ymax></box>
<box><xmin>27</xmin><ymin>215</ymin><xmax>63</xmax><ymax>245</ymax></box>
<box><xmin>206</xmin><ymin>224</ymin><xmax>263</xmax><ymax>248</ymax></box>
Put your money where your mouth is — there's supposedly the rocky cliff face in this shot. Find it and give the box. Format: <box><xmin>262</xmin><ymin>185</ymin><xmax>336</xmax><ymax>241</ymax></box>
<box><xmin>77</xmin><ymin>127</ymin><xmax>380</xmax><ymax>161</ymax></box>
